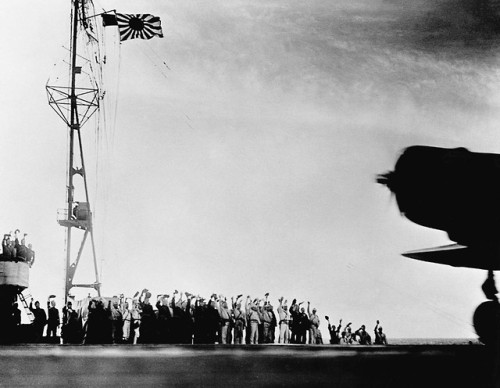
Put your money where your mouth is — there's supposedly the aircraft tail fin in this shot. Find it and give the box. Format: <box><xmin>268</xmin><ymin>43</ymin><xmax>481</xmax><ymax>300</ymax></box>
<box><xmin>402</xmin><ymin>244</ymin><xmax>500</xmax><ymax>271</ymax></box>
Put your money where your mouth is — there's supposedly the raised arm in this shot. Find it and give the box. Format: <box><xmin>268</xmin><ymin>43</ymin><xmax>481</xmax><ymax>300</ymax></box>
<box><xmin>185</xmin><ymin>294</ymin><xmax>193</xmax><ymax>313</ymax></box>
<box><xmin>171</xmin><ymin>290</ymin><xmax>179</xmax><ymax>307</ymax></box>
<box><xmin>139</xmin><ymin>289</ymin><xmax>147</xmax><ymax>303</ymax></box>
<box><xmin>215</xmin><ymin>296</ymin><xmax>223</xmax><ymax>315</ymax></box>
<box><xmin>245</xmin><ymin>296</ymin><xmax>251</xmax><ymax>313</ymax></box>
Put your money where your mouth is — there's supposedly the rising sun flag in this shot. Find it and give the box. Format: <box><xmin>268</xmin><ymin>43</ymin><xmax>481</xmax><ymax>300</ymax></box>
<box><xmin>102</xmin><ymin>13</ymin><xmax>164</xmax><ymax>41</ymax></box>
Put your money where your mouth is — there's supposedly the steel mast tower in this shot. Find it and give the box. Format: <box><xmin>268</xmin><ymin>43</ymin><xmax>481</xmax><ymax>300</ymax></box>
<box><xmin>46</xmin><ymin>0</ymin><xmax>101</xmax><ymax>303</ymax></box>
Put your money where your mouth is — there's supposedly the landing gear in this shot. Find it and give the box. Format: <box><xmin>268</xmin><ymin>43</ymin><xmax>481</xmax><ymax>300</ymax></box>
<box><xmin>473</xmin><ymin>270</ymin><xmax>500</xmax><ymax>345</ymax></box>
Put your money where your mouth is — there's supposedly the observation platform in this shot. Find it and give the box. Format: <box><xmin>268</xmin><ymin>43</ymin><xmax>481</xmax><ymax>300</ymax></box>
<box><xmin>0</xmin><ymin>261</ymin><xmax>29</xmax><ymax>291</ymax></box>
<box><xmin>57</xmin><ymin>203</ymin><xmax>92</xmax><ymax>230</ymax></box>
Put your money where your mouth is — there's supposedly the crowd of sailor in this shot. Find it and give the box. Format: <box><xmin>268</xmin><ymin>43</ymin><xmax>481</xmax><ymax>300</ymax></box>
<box><xmin>0</xmin><ymin>230</ymin><xmax>35</xmax><ymax>266</ymax></box>
<box><xmin>23</xmin><ymin>290</ymin><xmax>387</xmax><ymax>345</ymax></box>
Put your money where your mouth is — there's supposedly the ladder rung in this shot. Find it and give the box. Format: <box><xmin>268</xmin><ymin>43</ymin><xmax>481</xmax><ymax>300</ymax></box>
<box><xmin>18</xmin><ymin>291</ymin><xmax>35</xmax><ymax>323</ymax></box>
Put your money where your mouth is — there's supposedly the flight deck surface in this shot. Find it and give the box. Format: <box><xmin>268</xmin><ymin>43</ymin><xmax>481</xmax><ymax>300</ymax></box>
<box><xmin>0</xmin><ymin>344</ymin><xmax>494</xmax><ymax>387</ymax></box>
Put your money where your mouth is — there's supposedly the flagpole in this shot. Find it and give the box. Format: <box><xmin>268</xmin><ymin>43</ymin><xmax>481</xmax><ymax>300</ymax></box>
<box><xmin>64</xmin><ymin>0</ymin><xmax>101</xmax><ymax>303</ymax></box>
<box><xmin>64</xmin><ymin>0</ymin><xmax>80</xmax><ymax>306</ymax></box>
<box><xmin>83</xmin><ymin>9</ymin><xmax>116</xmax><ymax>21</ymax></box>
<box><xmin>47</xmin><ymin>0</ymin><xmax>102</xmax><ymax>305</ymax></box>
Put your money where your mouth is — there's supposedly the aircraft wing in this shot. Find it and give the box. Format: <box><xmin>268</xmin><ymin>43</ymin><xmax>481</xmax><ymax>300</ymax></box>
<box><xmin>402</xmin><ymin>244</ymin><xmax>500</xmax><ymax>271</ymax></box>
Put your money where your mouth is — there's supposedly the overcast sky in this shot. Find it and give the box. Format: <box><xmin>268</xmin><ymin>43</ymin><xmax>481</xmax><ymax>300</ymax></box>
<box><xmin>2</xmin><ymin>0</ymin><xmax>500</xmax><ymax>338</ymax></box>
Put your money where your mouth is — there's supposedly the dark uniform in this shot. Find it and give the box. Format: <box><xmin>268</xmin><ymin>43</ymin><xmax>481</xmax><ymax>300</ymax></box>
<box><xmin>47</xmin><ymin>301</ymin><xmax>60</xmax><ymax>340</ymax></box>
<box><xmin>30</xmin><ymin>301</ymin><xmax>47</xmax><ymax>342</ymax></box>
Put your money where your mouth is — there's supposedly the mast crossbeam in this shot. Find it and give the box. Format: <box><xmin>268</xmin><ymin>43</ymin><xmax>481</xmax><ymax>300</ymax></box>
<box><xmin>46</xmin><ymin>85</ymin><xmax>99</xmax><ymax>128</ymax></box>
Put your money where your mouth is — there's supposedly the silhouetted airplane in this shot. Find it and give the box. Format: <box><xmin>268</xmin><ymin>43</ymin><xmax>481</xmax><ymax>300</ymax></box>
<box><xmin>378</xmin><ymin>145</ymin><xmax>500</xmax><ymax>343</ymax></box>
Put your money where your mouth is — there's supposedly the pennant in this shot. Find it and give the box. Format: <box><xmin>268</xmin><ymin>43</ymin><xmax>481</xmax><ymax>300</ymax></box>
<box><xmin>102</xmin><ymin>13</ymin><xmax>118</xmax><ymax>26</ymax></box>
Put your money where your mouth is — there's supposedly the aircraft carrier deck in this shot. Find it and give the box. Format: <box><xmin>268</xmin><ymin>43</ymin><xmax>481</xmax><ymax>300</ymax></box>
<box><xmin>0</xmin><ymin>344</ymin><xmax>496</xmax><ymax>387</ymax></box>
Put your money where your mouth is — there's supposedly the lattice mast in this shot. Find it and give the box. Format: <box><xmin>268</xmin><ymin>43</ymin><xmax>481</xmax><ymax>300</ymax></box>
<box><xmin>46</xmin><ymin>0</ymin><xmax>101</xmax><ymax>303</ymax></box>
